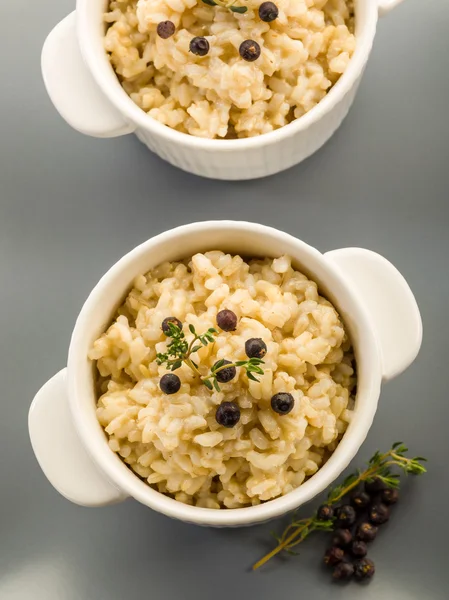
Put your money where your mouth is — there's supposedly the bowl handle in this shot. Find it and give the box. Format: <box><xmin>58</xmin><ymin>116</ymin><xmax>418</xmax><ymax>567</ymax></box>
<box><xmin>378</xmin><ymin>0</ymin><xmax>406</xmax><ymax>17</ymax></box>
<box><xmin>29</xmin><ymin>368</ymin><xmax>128</xmax><ymax>506</ymax></box>
<box><xmin>41</xmin><ymin>12</ymin><xmax>135</xmax><ymax>138</ymax></box>
<box><xmin>324</xmin><ymin>248</ymin><xmax>422</xmax><ymax>382</ymax></box>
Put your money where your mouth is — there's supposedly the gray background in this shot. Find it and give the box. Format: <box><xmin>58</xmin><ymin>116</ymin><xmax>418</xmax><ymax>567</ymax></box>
<box><xmin>1</xmin><ymin>0</ymin><xmax>448</xmax><ymax>598</ymax></box>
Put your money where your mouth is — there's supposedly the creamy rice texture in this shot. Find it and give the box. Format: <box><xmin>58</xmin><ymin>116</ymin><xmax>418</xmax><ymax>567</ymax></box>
<box><xmin>104</xmin><ymin>0</ymin><xmax>355</xmax><ymax>138</ymax></box>
<box><xmin>89</xmin><ymin>253</ymin><xmax>356</xmax><ymax>509</ymax></box>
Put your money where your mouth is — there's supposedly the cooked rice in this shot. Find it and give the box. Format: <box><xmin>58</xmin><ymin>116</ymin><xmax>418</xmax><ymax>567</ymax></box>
<box><xmin>89</xmin><ymin>253</ymin><xmax>356</xmax><ymax>509</ymax></box>
<box><xmin>104</xmin><ymin>0</ymin><xmax>356</xmax><ymax>138</ymax></box>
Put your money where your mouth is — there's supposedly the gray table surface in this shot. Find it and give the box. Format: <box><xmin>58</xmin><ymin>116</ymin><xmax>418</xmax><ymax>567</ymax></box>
<box><xmin>2</xmin><ymin>0</ymin><xmax>449</xmax><ymax>598</ymax></box>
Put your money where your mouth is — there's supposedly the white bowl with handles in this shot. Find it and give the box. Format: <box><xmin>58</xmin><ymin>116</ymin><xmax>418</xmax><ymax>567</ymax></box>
<box><xmin>29</xmin><ymin>221</ymin><xmax>422</xmax><ymax>526</ymax></box>
<box><xmin>41</xmin><ymin>0</ymin><xmax>406</xmax><ymax>181</ymax></box>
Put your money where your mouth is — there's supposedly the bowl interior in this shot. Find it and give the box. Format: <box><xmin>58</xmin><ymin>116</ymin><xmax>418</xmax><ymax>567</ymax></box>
<box><xmin>76</xmin><ymin>0</ymin><xmax>378</xmax><ymax>149</ymax></box>
<box><xmin>69</xmin><ymin>222</ymin><xmax>382</xmax><ymax>525</ymax></box>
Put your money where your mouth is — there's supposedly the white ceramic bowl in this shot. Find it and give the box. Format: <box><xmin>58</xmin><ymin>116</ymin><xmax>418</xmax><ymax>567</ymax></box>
<box><xmin>29</xmin><ymin>221</ymin><xmax>422</xmax><ymax>526</ymax></box>
<box><xmin>41</xmin><ymin>0</ymin><xmax>406</xmax><ymax>180</ymax></box>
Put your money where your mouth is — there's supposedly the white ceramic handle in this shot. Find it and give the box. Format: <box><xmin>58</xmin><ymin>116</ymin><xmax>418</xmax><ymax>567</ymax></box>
<box><xmin>325</xmin><ymin>248</ymin><xmax>422</xmax><ymax>381</ymax></box>
<box><xmin>378</xmin><ymin>0</ymin><xmax>406</xmax><ymax>17</ymax></box>
<box><xmin>41</xmin><ymin>12</ymin><xmax>135</xmax><ymax>138</ymax></box>
<box><xmin>29</xmin><ymin>369</ymin><xmax>128</xmax><ymax>506</ymax></box>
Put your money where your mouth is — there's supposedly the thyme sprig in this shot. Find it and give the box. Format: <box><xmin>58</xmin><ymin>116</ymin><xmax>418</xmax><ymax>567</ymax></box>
<box><xmin>156</xmin><ymin>322</ymin><xmax>265</xmax><ymax>390</ymax></box>
<box><xmin>202</xmin><ymin>0</ymin><xmax>248</xmax><ymax>14</ymax></box>
<box><xmin>156</xmin><ymin>322</ymin><xmax>217</xmax><ymax>377</ymax></box>
<box><xmin>202</xmin><ymin>357</ymin><xmax>265</xmax><ymax>392</ymax></box>
<box><xmin>252</xmin><ymin>442</ymin><xmax>427</xmax><ymax>571</ymax></box>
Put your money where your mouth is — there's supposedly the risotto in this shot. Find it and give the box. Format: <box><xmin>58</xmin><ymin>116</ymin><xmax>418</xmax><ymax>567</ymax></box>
<box><xmin>104</xmin><ymin>0</ymin><xmax>356</xmax><ymax>138</ymax></box>
<box><xmin>89</xmin><ymin>253</ymin><xmax>356</xmax><ymax>509</ymax></box>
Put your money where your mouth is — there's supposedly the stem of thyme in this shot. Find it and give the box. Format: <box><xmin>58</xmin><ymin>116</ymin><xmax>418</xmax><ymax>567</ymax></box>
<box><xmin>156</xmin><ymin>322</ymin><xmax>266</xmax><ymax>391</ymax></box>
<box><xmin>156</xmin><ymin>322</ymin><xmax>217</xmax><ymax>377</ymax></box>
<box><xmin>252</xmin><ymin>442</ymin><xmax>427</xmax><ymax>571</ymax></box>
<box><xmin>202</xmin><ymin>357</ymin><xmax>265</xmax><ymax>391</ymax></box>
<box><xmin>201</xmin><ymin>0</ymin><xmax>248</xmax><ymax>13</ymax></box>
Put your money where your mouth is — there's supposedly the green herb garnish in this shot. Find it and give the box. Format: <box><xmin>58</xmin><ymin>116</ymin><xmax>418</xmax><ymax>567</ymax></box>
<box><xmin>156</xmin><ymin>322</ymin><xmax>265</xmax><ymax>390</ymax></box>
<box><xmin>201</xmin><ymin>0</ymin><xmax>248</xmax><ymax>14</ymax></box>
<box><xmin>202</xmin><ymin>356</ymin><xmax>265</xmax><ymax>391</ymax></box>
<box><xmin>230</xmin><ymin>5</ymin><xmax>248</xmax><ymax>12</ymax></box>
<box><xmin>156</xmin><ymin>321</ymin><xmax>217</xmax><ymax>378</ymax></box>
